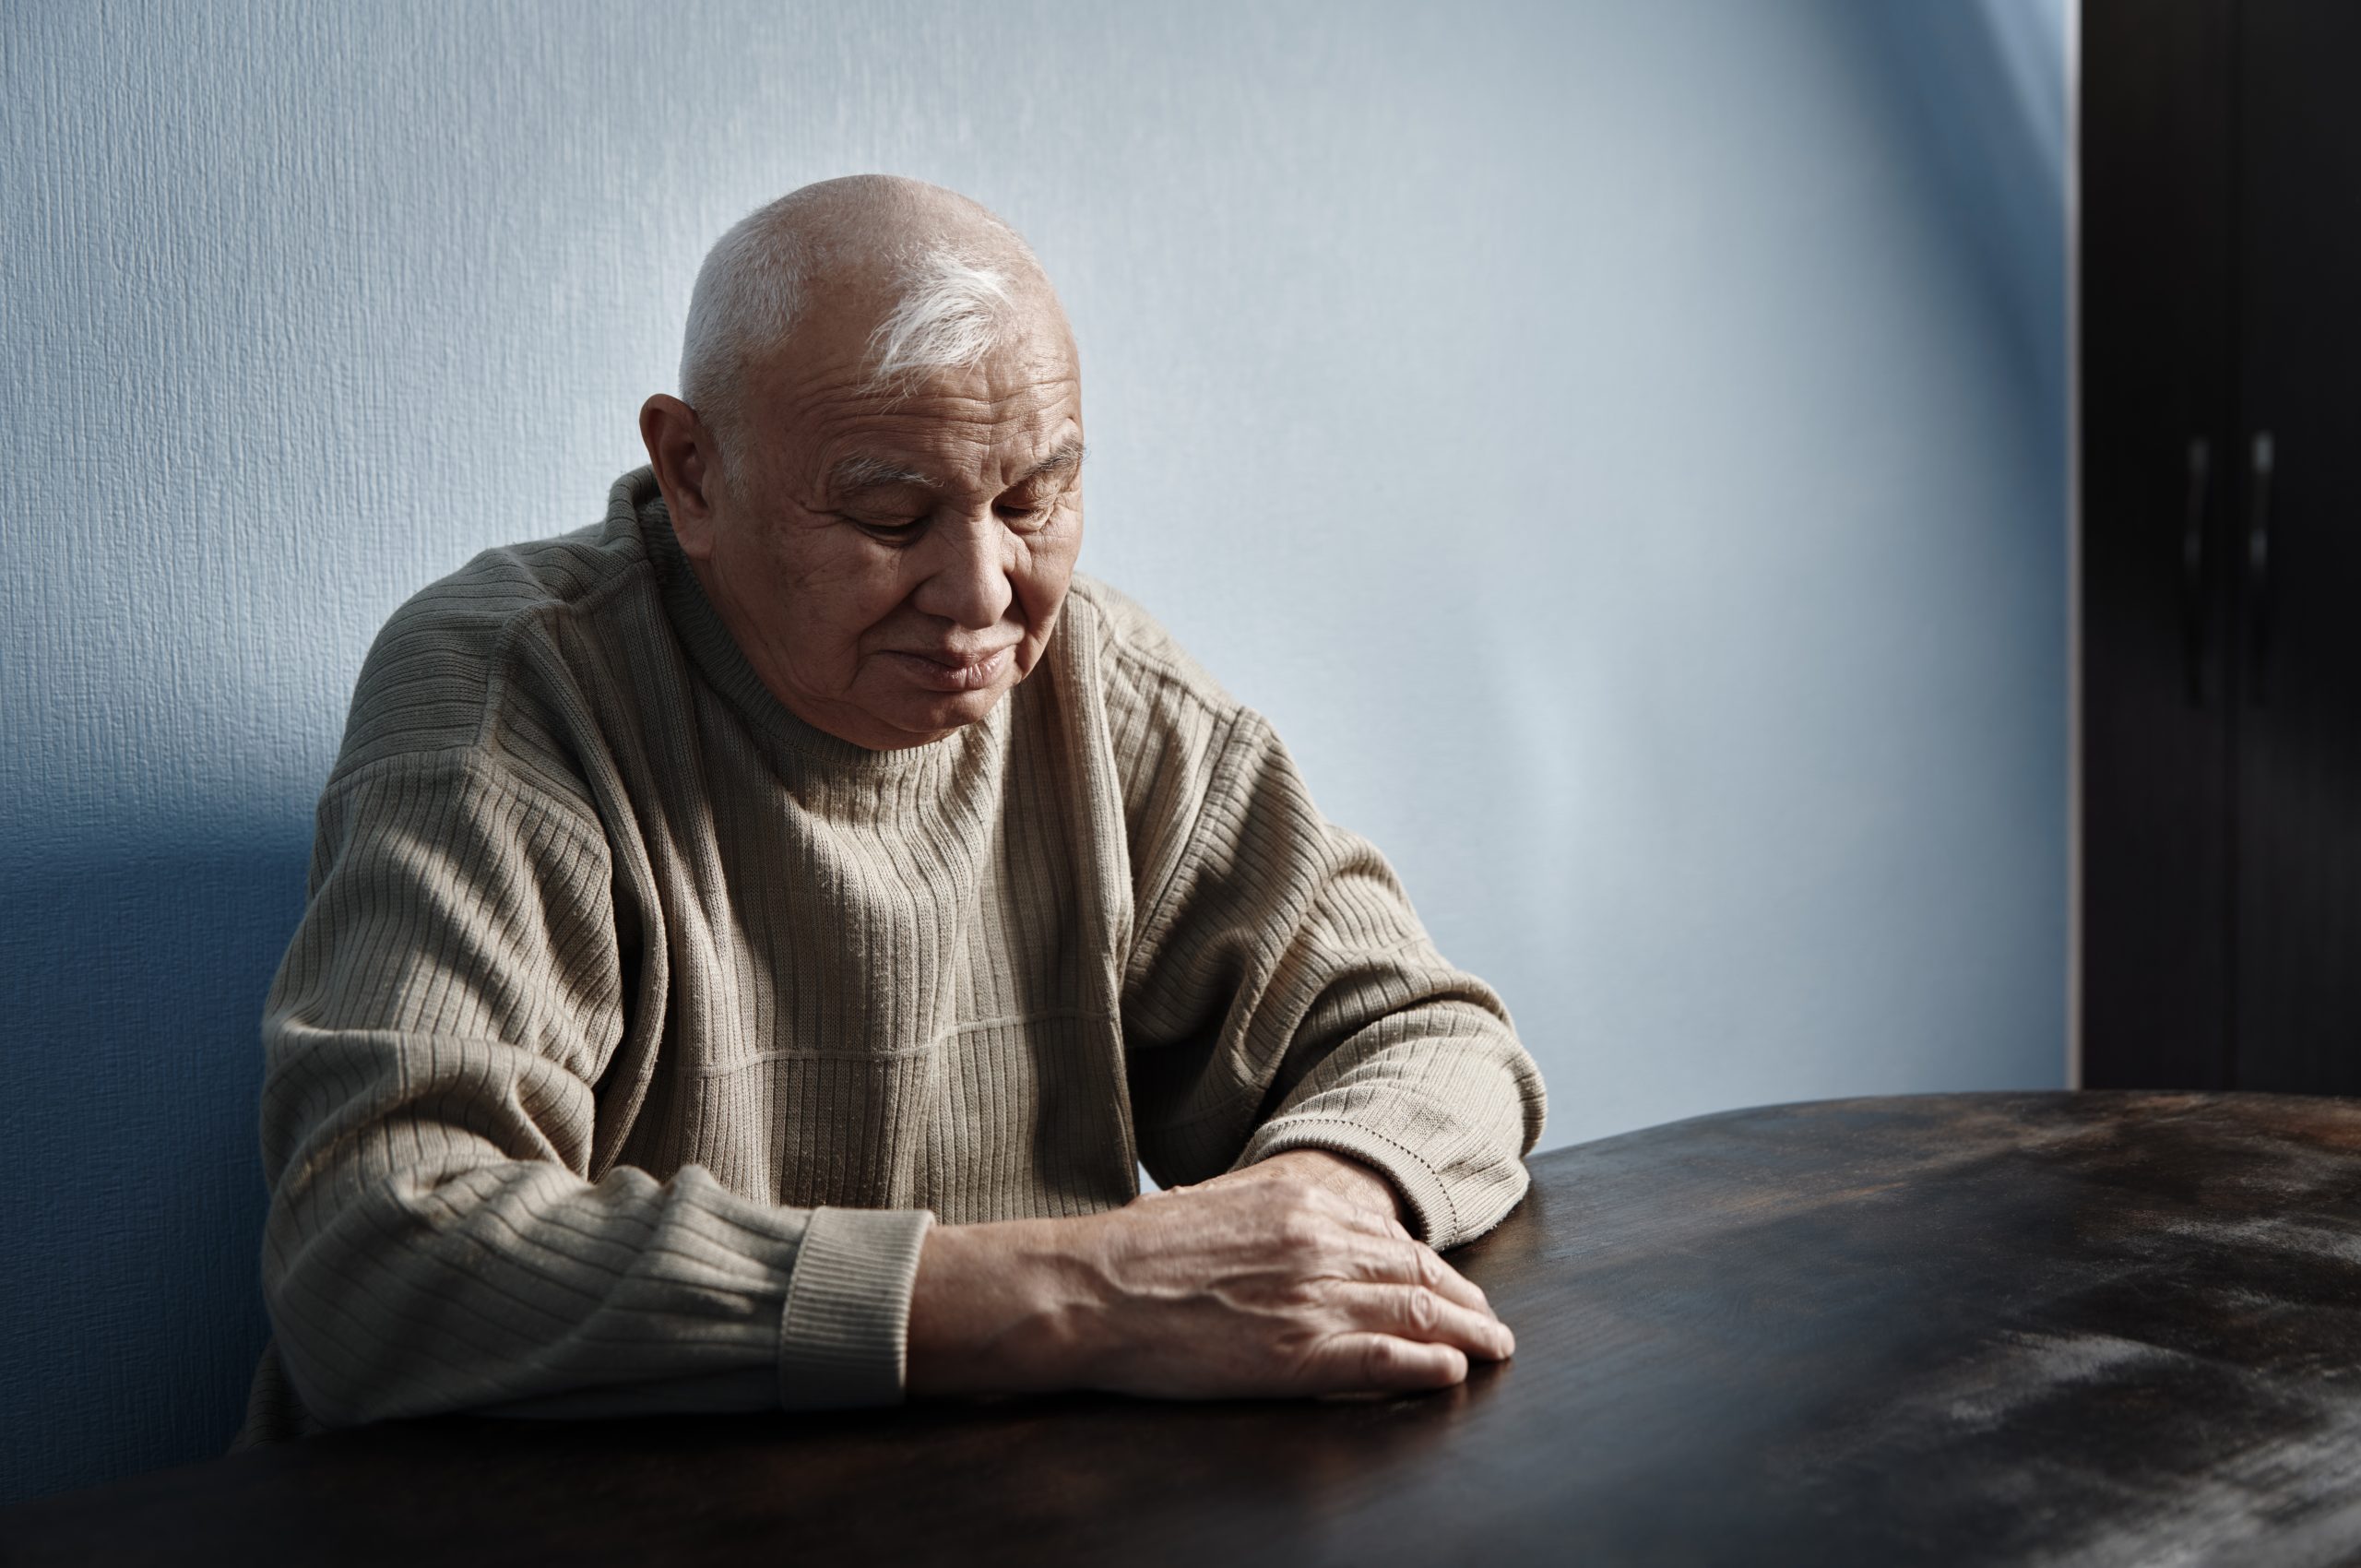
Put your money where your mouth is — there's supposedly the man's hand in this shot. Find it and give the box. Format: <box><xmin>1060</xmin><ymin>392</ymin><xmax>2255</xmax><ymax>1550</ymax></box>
<box><xmin>906</xmin><ymin>1173</ymin><xmax>1512</xmax><ymax>1401</ymax></box>
<box><xmin>1175</xmin><ymin>1147</ymin><xmax>1409</xmax><ymax>1226</ymax></box>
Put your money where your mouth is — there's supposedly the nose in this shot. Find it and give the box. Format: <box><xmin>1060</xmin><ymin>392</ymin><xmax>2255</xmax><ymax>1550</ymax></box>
<box><xmin>909</xmin><ymin>512</ymin><xmax>1016</xmax><ymax>633</ymax></box>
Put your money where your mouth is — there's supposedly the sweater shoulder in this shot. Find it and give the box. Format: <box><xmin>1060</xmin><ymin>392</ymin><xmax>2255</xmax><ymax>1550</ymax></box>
<box><xmin>1063</xmin><ymin>572</ymin><xmax>1246</xmax><ymax>734</ymax></box>
<box><xmin>1060</xmin><ymin>573</ymin><xmax>1266</xmax><ymax>885</ymax></box>
<box><xmin>329</xmin><ymin>510</ymin><xmax>648</xmax><ymax>790</ymax></box>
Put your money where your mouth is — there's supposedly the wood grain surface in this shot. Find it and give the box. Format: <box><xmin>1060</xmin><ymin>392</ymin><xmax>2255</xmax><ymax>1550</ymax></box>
<box><xmin>9</xmin><ymin>1091</ymin><xmax>2361</xmax><ymax>1567</ymax></box>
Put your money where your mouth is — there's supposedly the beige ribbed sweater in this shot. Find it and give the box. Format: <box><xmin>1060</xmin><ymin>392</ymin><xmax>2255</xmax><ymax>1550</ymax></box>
<box><xmin>231</xmin><ymin>466</ymin><xmax>1547</xmax><ymax>1446</ymax></box>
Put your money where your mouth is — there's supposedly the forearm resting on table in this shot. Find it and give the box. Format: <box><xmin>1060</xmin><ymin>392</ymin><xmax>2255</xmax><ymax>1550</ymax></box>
<box><xmin>906</xmin><ymin>1149</ymin><xmax>1511</xmax><ymax>1400</ymax></box>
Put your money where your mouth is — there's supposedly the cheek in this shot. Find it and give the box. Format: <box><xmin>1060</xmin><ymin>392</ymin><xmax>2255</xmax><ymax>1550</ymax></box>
<box><xmin>1016</xmin><ymin>527</ymin><xmax>1081</xmax><ymax>636</ymax></box>
<box><xmin>754</xmin><ymin>532</ymin><xmax>906</xmax><ymax>659</ymax></box>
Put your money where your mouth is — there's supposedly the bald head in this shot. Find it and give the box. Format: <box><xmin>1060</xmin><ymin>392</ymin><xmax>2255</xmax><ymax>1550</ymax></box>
<box><xmin>678</xmin><ymin>176</ymin><xmax>1068</xmax><ymax>475</ymax></box>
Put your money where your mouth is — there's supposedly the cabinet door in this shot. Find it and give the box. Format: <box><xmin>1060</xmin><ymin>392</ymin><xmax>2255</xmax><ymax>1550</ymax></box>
<box><xmin>2233</xmin><ymin>0</ymin><xmax>2361</xmax><ymax>1092</ymax></box>
<box><xmin>2082</xmin><ymin>0</ymin><xmax>2239</xmax><ymax>1087</ymax></box>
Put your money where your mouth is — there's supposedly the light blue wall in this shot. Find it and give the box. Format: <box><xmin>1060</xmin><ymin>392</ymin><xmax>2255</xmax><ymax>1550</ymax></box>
<box><xmin>0</xmin><ymin>0</ymin><xmax>2069</xmax><ymax>1502</ymax></box>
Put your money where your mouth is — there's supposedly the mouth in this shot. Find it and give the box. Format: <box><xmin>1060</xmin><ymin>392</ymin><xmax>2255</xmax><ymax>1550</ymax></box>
<box><xmin>884</xmin><ymin>644</ymin><xmax>1016</xmax><ymax>693</ymax></box>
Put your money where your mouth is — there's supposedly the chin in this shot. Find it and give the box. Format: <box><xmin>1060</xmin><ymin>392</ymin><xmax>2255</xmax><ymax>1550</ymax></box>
<box><xmin>896</xmin><ymin>684</ymin><xmax>1011</xmax><ymax>742</ymax></box>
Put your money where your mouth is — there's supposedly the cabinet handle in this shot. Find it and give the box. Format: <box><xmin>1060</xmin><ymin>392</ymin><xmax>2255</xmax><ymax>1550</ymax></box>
<box><xmin>2182</xmin><ymin>437</ymin><xmax>2212</xmax><ymax>706</ymax></box>
<box><xmin>2248</xmin><ymin>432</ymin><xmax>2275</xmax><ymax>707</ymax></box>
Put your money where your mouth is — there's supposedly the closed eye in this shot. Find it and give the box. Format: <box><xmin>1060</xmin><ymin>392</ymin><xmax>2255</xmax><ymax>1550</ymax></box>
<box><xmin>848</xmin><ymin>515</ymin><xmax>927</xmax><ymax>542</ymax></box>
<box><xmin>997</xmin><ymin>489</ymin><xmax>1069</xmax><ymax>527</ymax></box>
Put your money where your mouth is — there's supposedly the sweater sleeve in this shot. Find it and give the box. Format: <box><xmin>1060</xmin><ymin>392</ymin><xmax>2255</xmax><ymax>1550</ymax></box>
<box><xmin>1119</xmin><ymin>708</ymin><xmax>1548</xmax><ymax>1249</ymax></box>
<box><xmin>255</xmin><ymin>751</ymin><xmax>931</xmax><ymax>1429</ymax></box>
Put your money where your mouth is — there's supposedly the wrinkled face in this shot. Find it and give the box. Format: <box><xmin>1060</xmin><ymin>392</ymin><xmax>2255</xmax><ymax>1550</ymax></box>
<box><xmin>686</xmin><ymin>295</ymin><xmax>1084</xmax><ymax>751</ymax></box>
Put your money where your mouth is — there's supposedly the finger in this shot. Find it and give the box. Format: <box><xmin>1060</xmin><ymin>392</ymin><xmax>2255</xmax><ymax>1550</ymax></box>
<box><xmin>1326</xmin><ymin>1229</ymin><xmax>1497</xmax><ymax>1321</ymax></box>
<box><xmin>1335</xmin><ymin>1280</ymin><xmax>1515</xmax><ymax>1360</ymax></box>
<box><xmin>1303</xmin><ymin>1333</ymin><xmax>1469</xmax><ymax>1395</ymax></box>
<box><xmin>1405</xmin><ymin>1243</ymin><xmax>1498</xmax><ymax>1321</ymax></box>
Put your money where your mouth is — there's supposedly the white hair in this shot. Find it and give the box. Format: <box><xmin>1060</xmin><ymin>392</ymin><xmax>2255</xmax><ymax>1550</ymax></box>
<box><xmin>675</xmin><ymin>208</ymin><xmax>807</xmax><ymax>463</ymax></box>
<box><xmin>676</xmin><ymin>192</ymin><xmax>1042</xmax><ymax>482</ymax></box>
<box><xmin>864</xmin><ymin>248</ymin><xmax>1019</xmax><ymax>397</ymax></box>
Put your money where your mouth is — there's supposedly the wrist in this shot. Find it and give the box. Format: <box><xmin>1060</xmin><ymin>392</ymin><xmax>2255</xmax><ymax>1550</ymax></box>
<box><xmin>906</xmin><ymin>1216</ymin><xmax>1103</xmax><ymax>1396</ymax></box>
<box><xmin>1252</xmin><ymin>1148</ymin><xmax>1406</xmax><ymax>1223</ymax></box>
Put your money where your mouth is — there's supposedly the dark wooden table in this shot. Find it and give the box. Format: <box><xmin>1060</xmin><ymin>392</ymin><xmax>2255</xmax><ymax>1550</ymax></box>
<box><xmin>12</xmin><ymin>1091</ymin><xmax>2361</xmax><ymax>1567</ymax></box>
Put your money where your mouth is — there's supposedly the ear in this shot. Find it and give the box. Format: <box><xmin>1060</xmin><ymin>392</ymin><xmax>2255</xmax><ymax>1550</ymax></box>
<box><xmin>639</xmin><ymin>394</ymin><xmax>723</xmax><ymax>559</ymax></box>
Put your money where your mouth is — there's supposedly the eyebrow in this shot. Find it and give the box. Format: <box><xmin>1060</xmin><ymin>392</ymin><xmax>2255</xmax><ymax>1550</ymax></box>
<box><xmin>1015</xmin><ymin>439</ymin><xmax>1087</xmax><ymax>486</ymax></box>
<box><xmin>825</xmin><ymin>454</ymin><xmax>937</xmax><ymax>495</ymax></box>
<box><xmin>823</xmin><ymin>439</ymin><xmax>1086</xmax><ymax>499</ymax></box>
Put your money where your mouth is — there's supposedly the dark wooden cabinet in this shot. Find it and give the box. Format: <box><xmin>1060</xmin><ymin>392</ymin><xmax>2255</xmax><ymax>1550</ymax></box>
<box><xmin>2082</xmin><ymin>0</ymin><xmax>2361</xmax><ymax>1093</ymax></box>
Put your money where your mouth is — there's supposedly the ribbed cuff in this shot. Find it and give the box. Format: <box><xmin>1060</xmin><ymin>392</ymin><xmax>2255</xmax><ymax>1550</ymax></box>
<box><xmin>776</xmin><ymin>1206</ymin><xmax>936</xmax><ymax>1411</ymax></box>
<box><xmin>1237</xmin><ymin>1116</ymin><xmax>1461</xmax><ymax>1248</ymax></box>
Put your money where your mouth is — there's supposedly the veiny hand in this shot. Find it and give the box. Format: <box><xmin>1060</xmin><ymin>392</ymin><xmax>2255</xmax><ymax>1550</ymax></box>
<box><xmin>908</xmin><ymin>1175</ymin><xmax>1513</xmax><ymax>1400</ymax></box>
<box><xmin>1178</xmin><ymin>1146</ymin><xmax>1408</xmax><ymax>1226</ymax></box>
<box><xmin>1076</xmin><ymin>1176</ymin><xmax>1513</xmax><ymax>1396</ymax></box>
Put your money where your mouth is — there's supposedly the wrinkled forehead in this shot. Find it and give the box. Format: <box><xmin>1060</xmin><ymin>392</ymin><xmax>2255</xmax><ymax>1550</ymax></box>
<box><xmin>748</xmin><ymin>301</ymin><xmax>1082</xmax><ymax>496</ymax></box>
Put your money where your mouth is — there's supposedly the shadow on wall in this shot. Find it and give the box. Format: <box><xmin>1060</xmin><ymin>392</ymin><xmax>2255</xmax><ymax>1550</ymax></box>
<box><xmin>0</xmin><ymin>825</ymin><xmax>309</xmax><ymax>1503</ymax></box>
<box><xmin>1857</xmin><ymin>0</ymin><xmax>2068</xmax><ymax>419</ymax></box>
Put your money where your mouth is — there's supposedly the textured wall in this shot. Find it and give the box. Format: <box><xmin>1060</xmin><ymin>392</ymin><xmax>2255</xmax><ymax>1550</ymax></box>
<box><xmin>0</xmin><ymin>0</ymin><xmax>2068</xmax><ymax>1502</ymax></box>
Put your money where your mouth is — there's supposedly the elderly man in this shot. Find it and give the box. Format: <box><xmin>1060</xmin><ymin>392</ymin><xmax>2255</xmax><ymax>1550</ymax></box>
<box><xmin>233</xmin><ymin>174</ymin><xmax>1546</xmax><ymax>1443</ymax></box>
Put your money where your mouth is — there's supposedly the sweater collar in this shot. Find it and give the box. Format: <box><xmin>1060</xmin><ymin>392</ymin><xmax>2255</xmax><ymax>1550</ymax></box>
<box><xmin>611</xmin><ymin>466</ymin><xmax>997</xmax><ymax>784</ymax></box>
